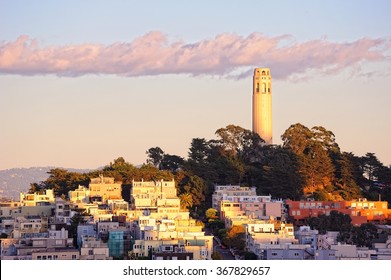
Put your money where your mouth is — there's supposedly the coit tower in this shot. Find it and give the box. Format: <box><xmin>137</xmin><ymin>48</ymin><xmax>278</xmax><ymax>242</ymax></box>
<box><xmin>252</xmin><ymin>68</ymin><xmax>272</xmax><ymax>144</ymax></box>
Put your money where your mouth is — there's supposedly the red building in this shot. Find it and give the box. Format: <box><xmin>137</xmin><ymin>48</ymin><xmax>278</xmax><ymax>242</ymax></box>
<box><xmin>286</xmin><ymin>198</ymin><xmax>391</xmax><ymax>226</ymax></box>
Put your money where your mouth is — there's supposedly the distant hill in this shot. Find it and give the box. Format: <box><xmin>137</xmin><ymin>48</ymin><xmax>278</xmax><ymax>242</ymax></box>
<box><xmin>0</xmin><ymin>167</ymin><xmax>92</xmax><ymax>201</ymax></box>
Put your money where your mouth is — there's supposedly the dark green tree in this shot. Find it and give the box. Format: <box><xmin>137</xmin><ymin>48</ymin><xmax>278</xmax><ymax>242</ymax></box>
<box><xmin>351</xmin><ymin>223</ymin><xmax>379</xmax><ymax>247</ymax></box>
<box><xmin>333</xmin><ymin>152</ymin><xmax>362</xmax><ymax>200</ymax></box>
<box><xmin>67</xmin><ymin>209</ymin><xmax>90</xmax><ymax>247</ymax></box>
<box><xmin>160</xmin><ymin>154</ymin><xmax>184</xmax><ymax>172</ymax></box>
<box><xmin>259</xmin><ymin>145</ymin><xmax>304</xmax><ymax>199</ymax></box>
<box><xmin>188</xmin><ymin>138</ymin><xmax>210</xmax><ymax>164</ymax></box>
<box><xmin>146</xmin><ymin>147</ymin><xmax>164</xmax><ymax>168</ymax></box>
<box><xmin>224</xmin><ymin>225</ymin><xmax>246</xmax><ymax>251</ymax></box>
<box><xmin>33</xmin><ymin>168</ymin><xmax>89</xmax><ymax>198</ymax></box>
<box><xmin>307</xmin><ymin>210</ymin><xmax>352</xmax><ymax>234</ymax></box>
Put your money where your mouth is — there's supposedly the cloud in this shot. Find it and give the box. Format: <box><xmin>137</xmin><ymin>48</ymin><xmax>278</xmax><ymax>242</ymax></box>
<box><xmin>0</xmin><ymin>32</ymin><xmax>390</xmax><ymax>80</ymax></box>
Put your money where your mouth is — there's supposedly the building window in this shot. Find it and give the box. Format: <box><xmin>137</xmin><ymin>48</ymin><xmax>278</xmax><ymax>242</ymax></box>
<box><xmin>72</xmin><ymin>255</ymin><xmax>77</xmax><ymax>260</ymax></box>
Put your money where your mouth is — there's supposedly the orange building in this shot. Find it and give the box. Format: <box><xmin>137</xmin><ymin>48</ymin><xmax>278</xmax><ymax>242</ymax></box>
<box><xmin>286</xmin><ymin>198</ymin><xmax>391</xmax><ymax>226</ymax></box>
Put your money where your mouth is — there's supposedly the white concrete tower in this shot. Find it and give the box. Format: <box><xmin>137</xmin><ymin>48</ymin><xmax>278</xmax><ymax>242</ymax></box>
<box><xmin>252</xmin><ymin>68</ymin><xmax>272</xmax><ymax>144</ymax></box>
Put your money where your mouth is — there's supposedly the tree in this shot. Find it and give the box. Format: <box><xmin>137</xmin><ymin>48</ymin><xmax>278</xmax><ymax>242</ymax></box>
<box><xmin>376</xmin><ymin>165</ymin><xmax>391</xmax><ymax>186</ymax></box>
<box><xmin>102</xmin><ymin>157</ymin><xmax>137</xmax><ymax>184</ymax></box>
<box><xmin>311</xmin><ymin>126</ymin><xmax>340</xmax><ymax>154</ymax></box>
<box><xmin>339</xmin><ymin>223</ymin><xmax>379</xmax><ymax>247</ymax></box>
<box><xmin>179</xmin><ymin>192</ymin><xmax>193</xmax><ymax>210</ymax></box>
<box><xmin>362</xmin><ymin>153</ymin><xmax>384</xmax><ymax>183</ymax></box>
<box><xmin>205</xmin><ymin>208</ymin><xmax>218</xmax><ymax>220</ymax></box>
<box><xmin>137</xmin><ymin>164</ymin><xmax>173</xmax><ymax>181</ymax></box>
<box><xmin>146</xmin><ymin>147</ymin><xmax>164</xmax><ymax>168</ymax></box>
<box><xmin>259</xmin><ymin>145</ymin><xmax>304</xmax><ymax>199</ymax></box>
<box><xmin>281</xmin><ymin>123</ymin><xmax>313</xmax><ymax>155</ymax></box>
<box><xmin>351</xmin><ymin>223</ymin><xmax>379</xmax><ymax>247</ymax></box>
<box><xmin>33</xmin><ymin>168</ymin><xmax>89</xmax><ymax>198</ymax></box>
<box><xmin>179</xmin><ymin>175</ymin><xmax>207</xmax><ymax>209</ymax></box>
<box><xmin>208</xmin><ymin>219</ymin><xmax>225</xmax><ymax>237</ymax></box>
<box><xmin>67</xmin><ymin>209</ymin><xmax>90</xmax><ymax>247</ymax></box>
<box><xmin>28</xmin><ymin>182</ymin><xmax>42</xmax><ymax>194</ymax></box>
<box><xmin>307</xmin><ymin>210</ymin><xmax>352</xmax><ymax>234</ymax></box>
<box><xmin>224</xmin><ymin>225</ymin><xmax>246</xmax><ymax>250</ymax></box>
<box><xmin>215</xmin><ymin>124</ymin><xmax>264</xmax><ymax>161</ymax></box>
<box><xmin>282</xmin><ymin>123</ymin><xmax>336</xmax><ymax>197</ymax></box>
<box><xmin>211</xmin><ymin>251</ymin><xmax>223</xmax><ymax>260</ymax></box>
<box><xmin>160</xmin><ymin>154</ymin><xmax>184</xmax><ymax>172</ymax></box>
<box><xmin>333</xmin><ymin>152</ymin><xmax>362</xmax><ymax>200</ymax></box>
<box><xmin>188</xmin><ymin>138</ymin><xmax>210</xmax><ymax>164</ymax></box>
<box><xmin>243</xmin><ymin>251</ymin><xmax>258</xmax><ymax>260</ymax></box>
<box><xmin>184</xmin><ymin>126</ymin><xmax>265</xmax><ymax>196</ymax></box>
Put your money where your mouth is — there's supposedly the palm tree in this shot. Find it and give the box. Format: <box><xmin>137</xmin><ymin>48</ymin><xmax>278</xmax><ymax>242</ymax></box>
<box><xmin>179</xmin><ymin>192</ymin><xmax>193</xmax><ymax>210</ymax></box>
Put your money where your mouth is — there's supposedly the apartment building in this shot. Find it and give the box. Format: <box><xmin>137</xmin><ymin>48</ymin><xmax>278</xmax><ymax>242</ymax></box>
<box><xmin>130</xmin><ymin>179</ymin><xmax>178</xmax><ymax>210</ymax></box>
<box><xmin>54</xmin><ymin>197</ymin><xmax>74</xmax><ymax>224</ymax></box>
<box><xmin>152</xmin><ymin>244</ymin><xmax>193</xmax><ymax>260</ymax></box>
<box><xmin>128</xmin><ymin>179</ymin><xmax>213</xmax><ymax>260</ymax></box>
<box><xmin>19</xmin><ymin>189</ymin><xmax>55</xmax><ymax>207</ymax></box>
<box><xmin>68</xmin><ymin>185</ymin><xmax>90</xmax><ymax>204</ymax></box>
<box><xmin>213</xmin><ymin>185</ymin><xmax>284</xmax><ymax>220</ymax></box>
<box><xmin>32</xmin><ymin>249</ymin><xmax>80</xmax><ymax>260</ymax></box>
<box><xmin>2</xmin><ymin>228</ymin><xmax>74</xmax><ymax>260</ymax></box>
<box><xmin>89</xmin><ymin>175</ymin><xmax>122</xmax><ymax>202</ymax></box>
<box><xmin>212</xmin><ymin>185</ymin><xmax>257</xmax><ymax>210</ymax></box>
<box><xmin>286</xmin><ymin>198</ymin><xmax>391</xmax><ymax>225</ymax></box>
<box><xmin>11</xmin><ymin>216</ymin><xmax>49</xmax><ymax>238</ymax></box>
<box><xmin>80</xmin><ymin>236</ymin><xmax>111</xmax><ymax>260</ymax></box>
<box><xmin>132</xmin><ymin>234</ymin><xmax>213</xmax><ymax>260</ymax></box>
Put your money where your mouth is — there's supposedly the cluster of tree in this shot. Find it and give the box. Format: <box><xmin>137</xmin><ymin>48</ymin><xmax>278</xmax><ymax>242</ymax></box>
<box><xmin>176</xmin><ymin>123</ymin><xmax>389</xmax><ymax>207</ymax></box>
<box><xmin>28</xmin><ymin>157</ymin><xmax>174</xmax><ymax>201</ymax></box>
<box><xmin>223</xmin><ymin>225</ymin><xmax>246</xmax><ymax>251</ymax></box>
<box><xmin>205</xmin><ymin>208</ymin><xmax>257</xmax><ymax>260</ymax></box>
<box><xmin>307</xmin><ymin>210</ymin><xmax>382</xmax><ymax>247</ymax></box>
<box><xmin>29</xmin><ymin>123</ymin><xmax>391</xmax><ymax>216</ymax></box>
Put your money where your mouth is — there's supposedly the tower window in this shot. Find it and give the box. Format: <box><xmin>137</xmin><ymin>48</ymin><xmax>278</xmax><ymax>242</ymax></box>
<box><xmin>256</xmin><ymin>83</ymin><xmax>259</xmax><ymax>93</ymax></box>
<box><xmin>262</xmin><ymin>71</ymin><xmax>266</xmax><ymax>76</ymax></box>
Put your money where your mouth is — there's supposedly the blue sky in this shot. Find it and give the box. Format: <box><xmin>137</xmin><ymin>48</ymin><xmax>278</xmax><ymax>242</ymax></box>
<box><xmin>1</xmin><ymin>0</ymin><xmax>390</xmax><ymax>169</ymax></box>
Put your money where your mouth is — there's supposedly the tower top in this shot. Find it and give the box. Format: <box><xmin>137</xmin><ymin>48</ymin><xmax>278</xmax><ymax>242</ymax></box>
<box><xmin>254</xmin><ymin>68</ymin><xmax>271</xmax><ymax>76</ymax></box>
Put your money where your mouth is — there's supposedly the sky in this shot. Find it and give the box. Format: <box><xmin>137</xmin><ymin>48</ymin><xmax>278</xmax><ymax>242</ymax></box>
<box><xmin>1</xmin><ymin>0</ymin><xmax>391</xmax><ymax>170</ymax></box>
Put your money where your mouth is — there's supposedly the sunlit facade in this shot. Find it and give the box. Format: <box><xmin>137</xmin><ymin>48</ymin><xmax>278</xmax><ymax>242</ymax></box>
<box><xmin>253</xmin><ymin>68</ymin><xmax>272</xmax><ymax>144</ymax></box>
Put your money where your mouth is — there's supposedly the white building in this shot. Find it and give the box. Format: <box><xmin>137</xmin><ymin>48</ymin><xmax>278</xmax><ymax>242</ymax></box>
<box><xmin>20</xmin><ymin>189</ymin><xmax>55</xmax><ymax>206</ymax></box>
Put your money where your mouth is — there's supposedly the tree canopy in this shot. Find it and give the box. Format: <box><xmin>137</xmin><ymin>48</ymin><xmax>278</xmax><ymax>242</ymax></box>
<box><xmin>30</xmin><ymin>123</ymin><xmax>391</xmax><ymax>213</ymax></box>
